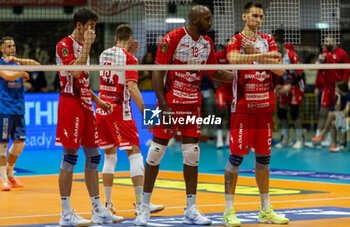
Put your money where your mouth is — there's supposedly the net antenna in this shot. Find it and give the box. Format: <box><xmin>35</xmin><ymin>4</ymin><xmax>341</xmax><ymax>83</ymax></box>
<box><xmin>320</xmin><ymin>0</ymin><xmax>341</xmax><ymax>45</ymax></box>
<box><xmin>213</xmin><ymin>0</ymin><xmax>235</xmax><ymax>46</ymax></box>
<box><xmin>260</xmin><ymin>0</ymin><xmax>301</xmax><ymax>44</ymax></box>
<box><xmin>144</xmin><ymin>0</ymin><xmax>193</xmax><ymax>45</ymax></box>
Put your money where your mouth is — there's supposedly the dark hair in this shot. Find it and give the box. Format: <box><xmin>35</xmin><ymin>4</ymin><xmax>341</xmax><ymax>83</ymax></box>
<box><xmin>0</xmin><ymin>36</ymin><xmax>14</xmax><ymax>46</ymax></box>
<box><xmin>336</xmin><ymin>80</ymin><xmax>349</xmax><ymax>94</ymax></box>
<box><xmin>115</xmin><ymin>24</ymin><xmax>133</xmax><ymax>41</ymax></box>
<box><xmin>73</xmin><ymin>8</ymin><xmax>99</xmax><ymax>27</ymax></box>
<box><xmin>243</xmin><ymin>1</ymin><xmax>263</xmax><ymax>13</ymax></box>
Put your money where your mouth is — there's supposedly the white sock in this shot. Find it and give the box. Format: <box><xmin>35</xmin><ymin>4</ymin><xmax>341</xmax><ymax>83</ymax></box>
<box><xmin>296</xmin><ymin>129</ymin><xmax>303</xmax><ymax>141</ymax></box>
<box><xmin>217</xmin><ymin>129</ymin><xmax>223</xmax><ymax>140</ymax></box>
<box><xmin>316</xmin><ymin>129</ymin><xmax>321</xmax><ymax>137</ymax></box>
<box><xmin>281</xmin><ymin>128</ymin><xmax>289</xmax><ymax>141</ymax></box>
<box><xmin>225</xmin><ymin>194</ymin><xmax>234</xmax><ymax>213</ymax></box>
<box><xmin>0</xmin><ymin>166</ymin><xmax>8</xmax><ymax>182</ymax></box>
<box><xmin>186</xmin><ymin>194</ymin><xmax>196</xmax><ymax>208</ymax></box>
<box><xmin>142</xmin><ymin>192</ymin><xmax>152</xmax><ymax>205</ymax></box>
<box><xmin>103</xmin><ymin>186</ymin><xmax>113</xmax><ymax>204</ymax></box>
<box><xmin>61</xmin><ymin>196</ymin><xmax>72</xmax><ymax>215</ymax></box>
<box><xmin>260</xmin><ymin>193</ymin><xmax>270</xmax><ymax>211</ymax></box>
<box><xmin>134</xmin><ymin>186</ymin><xmax>143</xmax><ymax>205</ymax></box>
<box><xmin>90</xmin><ymin>195</ymin><xmax>104</xmax><ymax>212</ymax></box>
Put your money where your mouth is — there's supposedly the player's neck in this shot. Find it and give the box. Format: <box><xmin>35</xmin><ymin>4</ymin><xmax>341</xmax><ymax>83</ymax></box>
<box><xmin>116</xmin><ymin>41</ymin><xmax>130</xmax><ymax>51</ymax></box>
<box><xmin>71</xmin><ymin>29</ymin><xmax>84</xmax><ymax>44</ymax></box>
<box><xmin>186</xmin><ymin>25</ymin><xmax>200</xmax><ymax>40</ymax></box>
<box><xmin>242</xmin><ymin>27</ymin><xmax>258</xmax><ymax>40</ymax></box>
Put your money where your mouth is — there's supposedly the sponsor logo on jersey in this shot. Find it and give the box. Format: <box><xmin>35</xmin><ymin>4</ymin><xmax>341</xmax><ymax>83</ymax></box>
<box><xmin>246</xmin><ymin>92</ymin><xmax>269</xmax><ymax>100</ymax></box>
<box><xmin>174</xmin><ymin>71</ymin><xmax>199</xmax><ymax>82</ymax></box>
<box><xmin>161</xmin><ymin>43</ymin><xmax>168</xmax><ymax>53</ymax></box>
<box><xmin>245</xmin><ymin>71</ymin><xmax>269</xmax><ymax>82</ymax></box>
<box><xmin>62</xmin><ymin>48</ymin><xmax>69</xmax><ymax>57</ymax></box>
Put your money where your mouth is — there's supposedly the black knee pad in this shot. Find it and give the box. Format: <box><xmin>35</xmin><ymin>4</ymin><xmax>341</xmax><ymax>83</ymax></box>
<box><xmin>290</xmin><ymin>106</ymin><xmax>300</xmax><ymax>121</ymax></box>
<box><xmin>277</xmin><ymin>108</ymin><xmax>288</xmax><ymax>120</ymax></box>
<box><xmin>229</xmin><ymin>155</ymin><xmax>243</xmax><ymax>166</ymax></box>
<box><xmin>256</xmin><ymin>155</ymin><xmax>271</xmax><ymax>165</ymax></box>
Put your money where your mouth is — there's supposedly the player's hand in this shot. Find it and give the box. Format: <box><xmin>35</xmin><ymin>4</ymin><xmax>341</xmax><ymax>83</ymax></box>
<box><xmin>283</xmin><ymin>84</ymin><xmax>292</xmax><ymax>93</ymax></box>
<box><xmin>314</xmin><ymin>88</ymin><xmax>319</xmax><ymax>96</ymax></box>
<box><xmin>129</xmin><ymin>40</ymin><xmax>140</xmax><ymax>54</ymax></box>
<box><xmin>98</xmin><ymin>101</ymin><xmax>113</xmax><ymax>114</ymax></box>
<box><xmin>84</xmin><ymin>25</ymin><xmax>96</xmax><ymax>46</ymax></box>
<box><xmin>264</xmin><ymin>51</ymin><xmax>282</xmax><ymax>60</ymax></box>
<box><xmin>160</xmin><ymin>104</ymin><xmax>173</xmax><ymax>129</ymax></box>
<box><xmin>319</xmin><ymin>53</ymin><xmax>327</xmax><ymax>63</ymax></box>
<box><xmin>241</xmin><ymin>39</ymin><xmax>257</xmax><ymax>54</ymax></box>
<box><xmin>4</xmin><ymin>56</ymin><xmax>18</xmax><ymax>63</ymax></box>
<box><xmin>21</xmin><ymin>72</ymin><xmax>30</xmax><ymax>81</ymax></box>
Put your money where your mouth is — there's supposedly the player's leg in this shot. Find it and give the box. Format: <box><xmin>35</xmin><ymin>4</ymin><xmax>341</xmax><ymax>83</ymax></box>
<box><xmin>81</xmin><ymin>112</ymin><xmax>123</xmax><ymax>224</ymax></box>
<box><xmin>7</xmin><ymin>114</ymin><xmax>26</xmax><ymax>187</ymax></box>
<box><xmin>254</xmin><ymin>113</ymin><xmax>289</xmax><ymax>224</ymax></box>
<box><xmin>0</xmin><ymin>114</ymin><xmax>11</xmax><ymax>191</ymax></box>
<box><xmin>291</xmin><ymin>105</ymin><xmax>303</xmax><ymax>149</ymax></box>
<box><xmin>329</xmin><ymin>120</ymin><xmax>337</xmax><ymax>152</ymax></box>
<box><xmin>102</xmin><ymin>146</ymin><xmax>117</xmax><ymax>213</ymax></box>
<box><xmin>181</xmin><ymin>135</ymin><xmax>212</xmax><ymax>225</ymax></box>
<box><xmin>56</xmin><ymin>97</ymin><xmax>92</xmax><ymax>226</ymax></box>
<box><xmin>223</xmin><ymin>112</ymin><xmax>250</xmax><ymax>227</ymax></box>
<box><xmin>126</xmin><ymin>144</ymin><xmax>165</xmax><ymax>215</ymax></box>
<box><xmin>313</xmin><ymin>111</ymin><xmax>335</xmax><ymax>143</ymax></box>
<box><xmin>275</xmin><ymin>104</ymin><xmax>289</xmax><ymax>148</ymax></box>
<box><xmin>95</xmin><ymin>116</ymin><xmax>118</xmax><ymax>213</ymax></box>
<box><xmin>134</xmin><ymin>136</ymin><xmax>168</xmax><ymax>226</ymax></box>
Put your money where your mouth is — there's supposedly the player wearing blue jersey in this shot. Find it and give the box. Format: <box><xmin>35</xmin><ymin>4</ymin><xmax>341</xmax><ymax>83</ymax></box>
<box><xmin>0</xmin><ymin>37</ymin><xmax>39</xmax><ymax>191</ymax></box>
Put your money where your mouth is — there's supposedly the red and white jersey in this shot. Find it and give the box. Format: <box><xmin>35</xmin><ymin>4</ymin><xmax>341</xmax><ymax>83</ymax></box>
<box><xmin>281</xmin><ymin>49</ymin><xmax>305</xmax><ymax>92</ymax></box>
<box><xmin>97</xmin><ymin>46</ymin><xmax>138</xmax><ymax>120</ymax></box>
<box><xmin>56</xmin><ymin>35</ymin><xmax>93</xmax><ymax>111</ymax></box>
<box><xmin>155</xmin><ymin>26</ymin><xmax>218</xmax><ymax>105</ymax></box>
<box><xmin>322</xmin><ymin>47</ymin><xmax>349</xmax><ymax>90</ymax></box>
<box><xmin>226</xmin><ymin>32</ymin><xmax>278</xmax><ymax>113</ymax></box>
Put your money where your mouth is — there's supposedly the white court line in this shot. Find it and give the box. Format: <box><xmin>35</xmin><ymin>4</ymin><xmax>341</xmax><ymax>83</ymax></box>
<box><xmin>1</xmin><ymin>197</ymin><xmax>350</xmax><ymax>220</ymax></box>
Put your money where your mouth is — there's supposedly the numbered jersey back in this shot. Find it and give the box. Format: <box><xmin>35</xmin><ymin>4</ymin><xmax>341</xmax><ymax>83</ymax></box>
<box><xmin>98</xmin><ymin>46</ymin><xmax>138</xmax><ymax>118</ymax></box>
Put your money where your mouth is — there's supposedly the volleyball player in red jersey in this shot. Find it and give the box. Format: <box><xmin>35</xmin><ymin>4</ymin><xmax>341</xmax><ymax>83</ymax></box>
<box><xmin>56</xmin><ymin>8</ymin><xmax>123</xmax><ymax>226</ymax></box>
<box><xmin>223</xmin><ymin>2</ymin><xmax>289</xmax><ymax>226</ymax></box>
<box><xmin>135</xmin><ymin>5</ymin><xmax>234</xmax><ymax>226</ymax></box>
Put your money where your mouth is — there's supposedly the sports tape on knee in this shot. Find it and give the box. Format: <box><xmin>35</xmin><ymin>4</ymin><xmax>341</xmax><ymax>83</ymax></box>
<box><xmin>182</xmin><ymin>143</ymin><xmax>200</xmax><ymax>167</ymax></box>
<box><xmin>61</xmin><ymin>147</ymin><xmax>79</xmax><ymax>172</ymax></box>
<box><xmin>102</xmin><ymin>153</ymin><xmax>117</xmax><ymax>174</ymax></box>
<box><xmin>255</xmin><ymin>155</ymin><xmax>271</xmax><ymax>171</ymax></box>
<box><xmin>129</xmin><ymin>153</ymin><xmax>144</xmax><ymax>177</ymax></box>
<box><xmin>83</xmin><ymin>147</ymin><xmax>101</xmax><ymax>171</ymax></box>
<box><xmin>225</xmin><ymin>161</ymin><xmax>239</xmax><ymax>173</ymax></box>
<box><xmin>146</xmin><ymin>141</ymin><xmax>167</xmax><ymax>166</ymax></box>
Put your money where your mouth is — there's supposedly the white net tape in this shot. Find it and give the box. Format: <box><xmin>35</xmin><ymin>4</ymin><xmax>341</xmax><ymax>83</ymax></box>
<box><xmin>1</xmin><ymin>64</ymin><xmax>349</xmax><ymax>72</ymax></box>
<box><xmin>214</xmin><ymin>0</ymin><xmax>235</xmax><ymax>46</ymax></box>
<box><xmin>261</xmin><ymin>0</ymin><xmax>301</xmax><ymax>44</ymax></box>
<box><xmin>320</xmin><ymin>0</ymin><xmax>341</xmax><ymax>45</ymax></box>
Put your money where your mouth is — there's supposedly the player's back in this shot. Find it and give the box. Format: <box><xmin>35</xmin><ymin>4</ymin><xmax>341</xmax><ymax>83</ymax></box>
<box><xmin>98</xmin><ymin>46</ymin><xmax>138</xmax><ymax>119</ymax></box>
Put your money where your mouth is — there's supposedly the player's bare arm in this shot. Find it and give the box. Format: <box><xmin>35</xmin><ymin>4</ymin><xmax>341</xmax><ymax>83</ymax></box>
<box><xmin>90</xmin><ymin>89</ymin><xmax>113</xmax><ymax>113</ymax></box>
<box><xmin>4</xmin><ymin>56</ymin><xmax>40</xmax><ymax>66</ymax></box>
<box><xmin>227</xmin><ymin>50</ymin><xmax>276</xmax><ymax>64</ymax></box>
<box><xmin>71</xmin><ymin>25</ymin><xmax>96</xmax><ymax>78</ymax></box>
<box><xmin>0</xmin><ymin>70</ymin><xmax>29</xmax><ymax>81</ymax></box>
<box><xmin>210</xmin><ymin>70</ymin><xmax>235</xmax><ymax>82</ymax></box>
<box><xmin>127</xmin><ymin>80</ymin><xmax>145</xmax><ymax>113</ymax></box>
<box><xmin>152</xmin><ymin>69</ymin><xmax>173</xmax><ymax>127</ymax></box>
